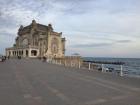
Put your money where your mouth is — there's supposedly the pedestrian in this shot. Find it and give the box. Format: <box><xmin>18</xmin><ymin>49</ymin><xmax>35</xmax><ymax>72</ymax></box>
<box><xmin>43</xmin><ymin>56</ymin><xmax>46</xmax><ymax>62</ymax></box>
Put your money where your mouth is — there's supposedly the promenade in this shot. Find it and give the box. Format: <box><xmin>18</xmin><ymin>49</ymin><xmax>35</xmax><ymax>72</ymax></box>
<box><xmin>0</xmin><ymin>59</ymin><xmax>140</xmax><ymax>105</ymax></box>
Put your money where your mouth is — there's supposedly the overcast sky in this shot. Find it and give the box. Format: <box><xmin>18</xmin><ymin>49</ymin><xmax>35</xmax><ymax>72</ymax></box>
<box><xmin>0</xmin><ymin>0</ymin><xmax>140</xmax><ymax>58</ymax></box>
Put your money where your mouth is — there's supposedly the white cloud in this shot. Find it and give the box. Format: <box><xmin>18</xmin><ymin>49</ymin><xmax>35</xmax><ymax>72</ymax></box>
<box><xmin>0</xmin><ymin>0</ymin><xmax>140</xmax><ymax>57</ymax></box>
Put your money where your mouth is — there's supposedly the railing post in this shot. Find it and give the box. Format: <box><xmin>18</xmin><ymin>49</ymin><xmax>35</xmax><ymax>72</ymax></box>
<box><xmin>65</xmin><ymin>60</ymin><xmax>66</xmax><ymax>66</ymax></box>
<box><xmin>120</xmin><ymin>65</ymin><xmax>123</xmax><ymax>76</ymax></box>
<box><xmin>59</xmin><ymin>60</ymin><xmax>61</xmax><ymax>65</ymax></box>
<box><xmin>89</xmin><ymin>62</ymin><xmax>91</xmax><ymax>70</ymax></box>
<box><xmin>71</xmin><ymin>61</ymin><xmax>72</xmax><ymax>67</ymax></box>
<box><xmin>102</xmin><ymin>64</ymin><xmax>104</xmax><ymax>72</ymax></box>
<box><xmin>79</xmin><ymin>61</ymin><xmax>81</xmax><ymax>69</ymax></box>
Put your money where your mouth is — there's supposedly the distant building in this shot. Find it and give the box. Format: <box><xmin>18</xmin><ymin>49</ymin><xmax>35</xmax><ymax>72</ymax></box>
<box><xmin>6</xmin><ymin>20</ymin><xmax>66</xmax><ymax>58</ymax></box>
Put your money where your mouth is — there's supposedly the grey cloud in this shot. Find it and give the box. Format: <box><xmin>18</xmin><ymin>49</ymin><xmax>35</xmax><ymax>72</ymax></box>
<box><xmin>116</xmin><ymin>40</ymin><xmax>132</xmax><ymax>43</ymax></box>
<box><xmin>0</xmin><ymin>0</ymin><xmax>140</xmax><ymax>57</ymax></box>
<box><xmin>71</xmin><ymin>39</ymin><xmax>132</xmax><ymax>48</ymax></box>
<box><xmin>0</xmin><ymin>11</ymin><xmax>2</xmax><ymax>16</ymax></box>
<box><xmin>0</xmin><ymin>32</ymin><xmax>15</xmax><ymax>37</ymax></box>
<box><xmin>36</xmin><ymin>0</ymin><xmax>99</xmax><ymax>15</ymax></box>
<box><xmin>0</xmin><ymin>17</ymin><xmax>18</xmax><ymax>28</ymax></box>
<box><xmin>71</xmin><ymin>42</ymin><xmax>113</xmax><ymax>48</ymax></box>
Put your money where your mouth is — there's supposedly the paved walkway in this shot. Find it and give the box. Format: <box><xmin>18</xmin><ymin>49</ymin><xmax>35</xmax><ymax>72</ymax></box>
<box><xmin>0</xmin><ymin>59</ymin><xmax>140</xmax><ymax>105</ymax></box>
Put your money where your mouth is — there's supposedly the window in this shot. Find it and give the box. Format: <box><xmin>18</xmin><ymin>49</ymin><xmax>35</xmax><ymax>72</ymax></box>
<box><xmin>31</xmin><ymin>50</ymin><xmax>37</xmax><ymax>56</ymax></box>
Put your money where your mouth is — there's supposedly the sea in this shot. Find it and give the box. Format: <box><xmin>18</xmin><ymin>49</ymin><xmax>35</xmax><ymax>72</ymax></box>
<box><xmin>83</xmin><ymin>57</ymin><xmax>140</xmax><ymax>78</ymax></box>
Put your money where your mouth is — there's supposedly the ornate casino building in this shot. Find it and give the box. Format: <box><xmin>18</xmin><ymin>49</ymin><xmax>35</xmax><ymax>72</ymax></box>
<box><xmin>6</xmin><ymin>20</ymin><xmax>66</xmax><ymax>58</ymax></box>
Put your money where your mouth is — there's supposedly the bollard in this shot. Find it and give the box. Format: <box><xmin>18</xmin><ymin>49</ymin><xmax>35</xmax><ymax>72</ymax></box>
<box><xmin>120</xmin><ymin>65</ymin><xmax>123</xmax><ymax>76</ymax></box>
<box><xmin>89</xmin><ymin>62</ymin><xmax>91</xmax><ymax>70</ymax></box>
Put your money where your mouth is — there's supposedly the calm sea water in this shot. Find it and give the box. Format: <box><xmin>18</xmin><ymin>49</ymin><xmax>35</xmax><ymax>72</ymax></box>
<box><xmin>83</xmin><ymin>57</ymin><xmax>140</xmax><ymax>78</ymax></box>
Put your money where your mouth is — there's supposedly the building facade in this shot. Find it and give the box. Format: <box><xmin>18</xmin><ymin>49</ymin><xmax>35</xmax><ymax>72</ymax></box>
<box><xmin>6</xmin><ymin>20</ymin><xmax>66</xmax><ymax>58</ymax></box>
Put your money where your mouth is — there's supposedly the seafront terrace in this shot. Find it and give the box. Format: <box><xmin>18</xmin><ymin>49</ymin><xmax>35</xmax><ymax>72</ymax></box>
<box><xmin>0</xmin><ymin>59</ymin><xmax>140</xmax><ymax>105</ymax></box>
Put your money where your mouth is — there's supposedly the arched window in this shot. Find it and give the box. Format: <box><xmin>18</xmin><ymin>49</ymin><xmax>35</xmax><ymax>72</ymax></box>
<box><xmin>31</xmin><ymin>50</ymin><xmax>37</xmax><ymax>56</ymax></box>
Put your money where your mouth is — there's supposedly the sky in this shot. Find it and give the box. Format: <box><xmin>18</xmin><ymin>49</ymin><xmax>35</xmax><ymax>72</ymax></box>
<box><xmin>0</xmin><ymin>0</ymin><xmax>140</xmax><ymax>58</ymax></box>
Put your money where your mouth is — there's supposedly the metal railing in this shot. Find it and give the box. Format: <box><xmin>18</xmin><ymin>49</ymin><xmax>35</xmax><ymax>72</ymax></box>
<box><xmin>45</xmin><ymin>58</ymin><xmax>125</xmax><ymax>77</ymax></box>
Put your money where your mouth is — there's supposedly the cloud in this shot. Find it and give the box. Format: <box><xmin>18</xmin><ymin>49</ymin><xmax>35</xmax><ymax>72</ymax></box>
<box><xmin>116</xmin><ymin>40</ymin><xmax>132</xmax><ymax>43</ymax></box>
<box><xmin>70</xmin><ymin>39</ymin><xmax>132</xmax><ymax>48</ymax></box>
<box><xmin>71</xmin><ymin>42</ymin><xmax>113</xmax><ymax>48</ymax></box>
<box><xmin>0</xmin><ymin>0</ymin><xmax>140</xmax><ymax>57</ymax></box>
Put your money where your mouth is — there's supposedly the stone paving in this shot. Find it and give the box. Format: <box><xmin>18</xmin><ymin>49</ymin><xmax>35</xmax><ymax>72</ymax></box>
<box><xmin>0</xmin><ymin>59</ymin><xmax>140</xmax><ymax>105</ymax></box>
